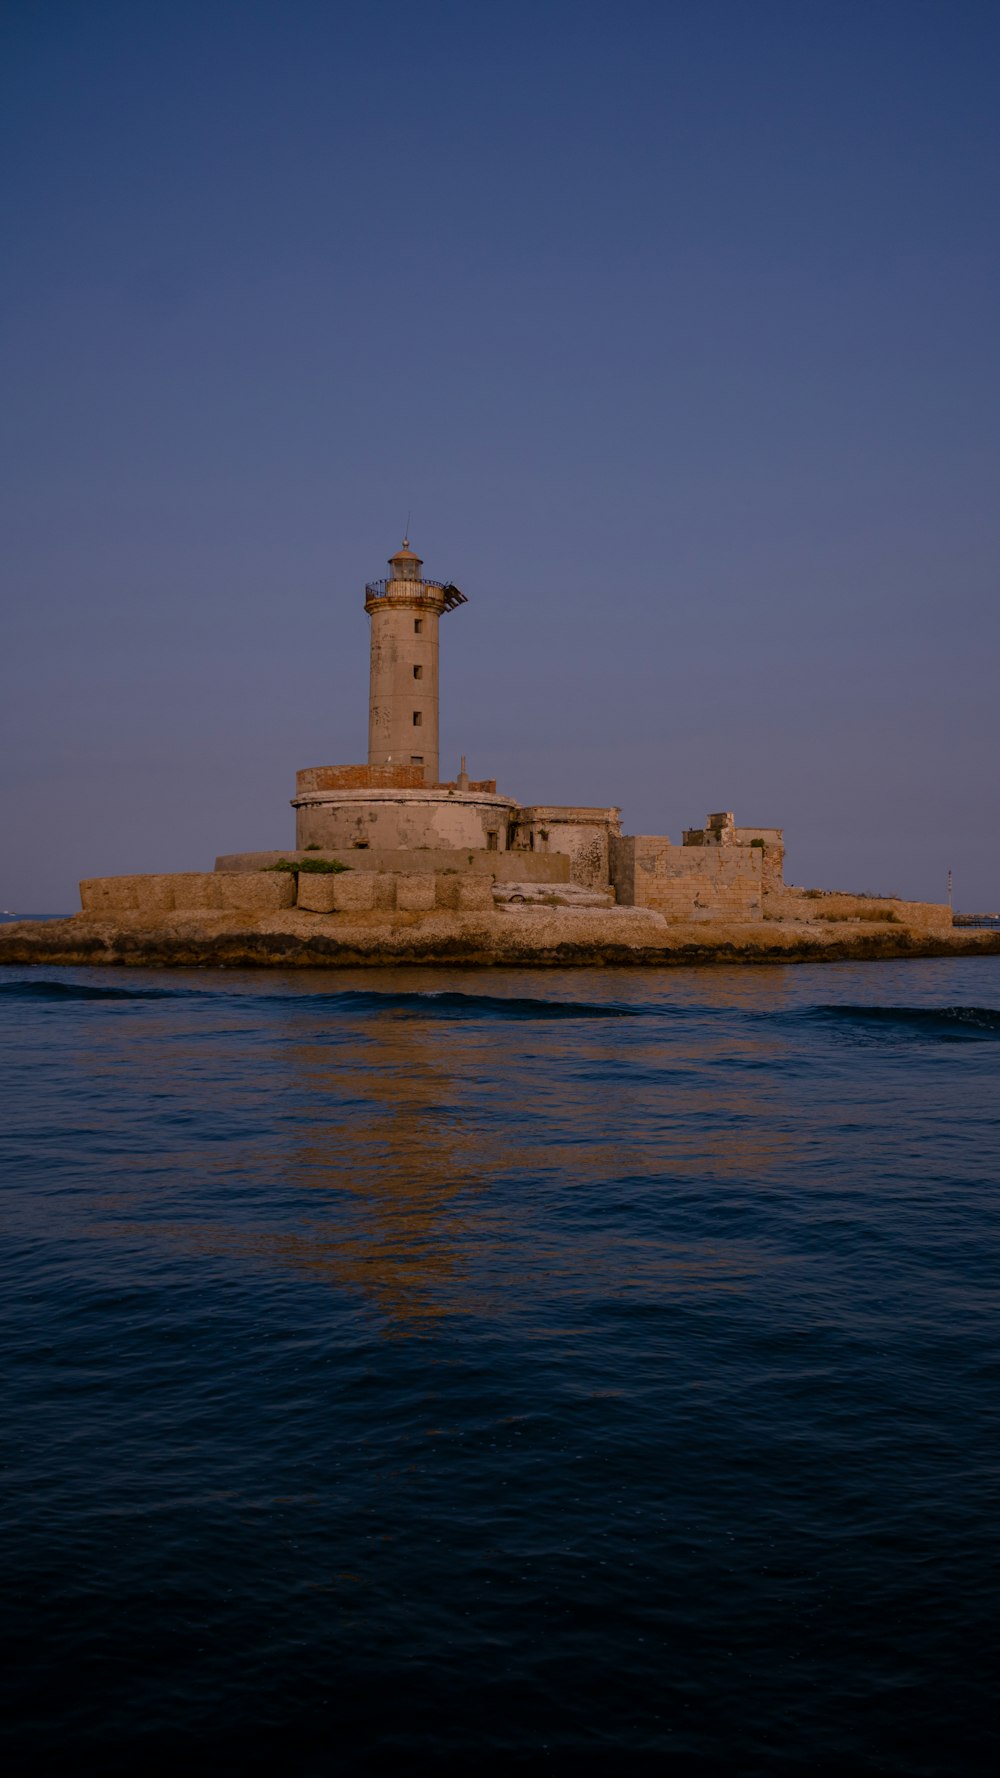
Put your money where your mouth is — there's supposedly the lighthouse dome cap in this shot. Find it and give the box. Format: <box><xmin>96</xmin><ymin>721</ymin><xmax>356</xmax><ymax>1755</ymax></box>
<box><xmin>388</xmin><ymin>538</ymin><xmax>423</xmax><ymax>568</ymax></box>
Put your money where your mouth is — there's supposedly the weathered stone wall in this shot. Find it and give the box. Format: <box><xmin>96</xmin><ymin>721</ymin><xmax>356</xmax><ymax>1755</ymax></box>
<box><xmin>765</xmin><ymin>889</ymin><xmax>952</xmax><ymax>931</ymax></box>
<box><xmin>216</xmin><ymin>849</ymin><xmax>570</xmax><ymax>882</ymax></box>
<box><xmin>295</xmin><ymin>872</ymin><xmax>500</xmax><ymax>914</ymax></box>
<box><xmin>80</xmin><ymin>873</ymin><xmax>296</xmax><ymax>914</ymax></box>
<box><xmin>296</xmin><ymin>765</ymin><xmax>426</xmax><ymax>793</ymax></box>
<box><xmin>682</xmin><ymin>816</ymin><xmax>785</xmax><ymax>887</ymax></box>
<box><xmin>610</xmin><ymin>838</ymin><xmax>764</xmax><ymax>921</ymax></box>
<box><xmin>297</xmin><ymin>873</ymin><xmax>393</xmax><ymax>913</ymax></box>
<box><xmin>293</xmin><ymin>787</ymin><xmax>519</xmax><ymax>853</ymax></box>
<box><xmin>732</xmin><ymin>829</ymin><xmax>785</xmax><ymax>886</ymax></box>
<box><xmin>82</xmin><ymin>870</ymin><xmax>505</xmax><ymax>917</ymax></box>
<box><xmin>368</xmin><ymin>592</ymin><xmax>443</xmax><ymax>783</ymax></box>
<box><xmin>78</xmin><ymin>830</ymin><xmax>946</xmax><ymax>939</ymax></box>
<box><xmin>510</xmin><ymin>806</ymin><xmax>621</xmax><ymax>890</ymax></box>
<box><xmin>608</xmin><ymin>835</ymin><xmax>636</xmax><ymax>908</ymax></box>
<box><xmin>434</xmin><ymin>875</ymin><xmax>496</xmax><ymax>911</ymax></box>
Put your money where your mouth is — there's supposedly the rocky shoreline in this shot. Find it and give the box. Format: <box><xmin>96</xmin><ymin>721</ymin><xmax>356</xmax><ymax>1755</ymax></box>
<box><xmin>2</xmin><ymin>909</ymin><xmax>999</xmax><ymax>969</ymax></box>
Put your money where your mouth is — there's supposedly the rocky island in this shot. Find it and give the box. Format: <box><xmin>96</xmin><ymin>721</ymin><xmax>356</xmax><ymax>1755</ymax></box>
<box><xmin>4</xmin><ymin>538</ymin><xmax>994</xmax><ymax>970</ymax></box>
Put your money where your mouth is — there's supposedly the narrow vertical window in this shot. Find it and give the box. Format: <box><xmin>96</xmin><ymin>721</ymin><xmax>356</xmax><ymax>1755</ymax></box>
<box><xmin>412</xmin><ymin>711</ymin><xmax>422</xmax><ymax>727</ymax></box>
<box><xmin>413</xmin><ymin>664</ymin><xmax>423</xmax><ymax>679</ymax></box>
<box><xmin>414</xmin><ymin>619</ymin><xmax>423</xmax><ymax>634</ymax></box>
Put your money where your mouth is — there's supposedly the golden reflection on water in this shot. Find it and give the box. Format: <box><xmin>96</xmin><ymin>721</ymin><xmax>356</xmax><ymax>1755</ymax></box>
<box><xmin>274</xmin><ymin>1005</ymin><xmax>513</xmax><ymax>1325</ymax></box>
<box><xmin>266</xmin><ymin>972</ymin><xmax>799</xmax><ymax>1328</ymax></box>
<box><xmin>82</xmin><ymin>967</ymin><xmax>804</xmax><ymax>1333</ymax></box>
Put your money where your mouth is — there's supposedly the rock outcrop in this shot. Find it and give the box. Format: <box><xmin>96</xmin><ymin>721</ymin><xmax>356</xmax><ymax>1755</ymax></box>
<box><xmin>2</xmin><ymin>908</ymin><xmax>997</xmax><ymax>970</ymax></box>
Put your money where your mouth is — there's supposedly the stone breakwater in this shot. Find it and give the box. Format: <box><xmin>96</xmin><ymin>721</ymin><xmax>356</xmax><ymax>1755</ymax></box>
<box><xmin>2</xmin><ymin>909</ymin><xmax>999</xmax><ymax>969</ymax></box>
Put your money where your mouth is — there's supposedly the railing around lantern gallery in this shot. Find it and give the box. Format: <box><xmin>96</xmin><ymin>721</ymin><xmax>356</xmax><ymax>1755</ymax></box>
<box><xmin>364</xmin><ymin>578</ymin><xmax>468</xmax><ymax>610</ymax></box>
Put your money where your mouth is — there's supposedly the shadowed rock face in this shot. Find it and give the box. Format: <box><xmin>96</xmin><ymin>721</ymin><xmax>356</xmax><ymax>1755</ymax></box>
<box><xmin>1</xmin><ymin>911</ymin><xmax>997</xmax><ymax>971</ymax></box>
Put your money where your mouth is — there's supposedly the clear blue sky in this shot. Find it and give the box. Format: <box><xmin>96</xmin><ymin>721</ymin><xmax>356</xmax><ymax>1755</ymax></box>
<box><xmin>2</xmin><ymin>0</ymin><xmax>998</xmax><ymax>911</ymax></box>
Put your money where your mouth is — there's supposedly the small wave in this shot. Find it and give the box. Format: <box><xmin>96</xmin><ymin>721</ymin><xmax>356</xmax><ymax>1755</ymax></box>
<box><xmin>296</xmin><ymin>989</ymin><xmax>638</xmax><ymax>1020</ymax></box>
<box><xmin>815</xmin><ymin>1004</ymin><xmax>1000</xmax><ymax>1039</ymax></box>
<box><xmin>0</xmin><ymin>980</ymin><xmax>638</xmax><ymax>1018</ymax></box>
<box><xmin>0</xmin><ymin>980</ymin><xmax>197</xmax><ymax>1003</ymax></box>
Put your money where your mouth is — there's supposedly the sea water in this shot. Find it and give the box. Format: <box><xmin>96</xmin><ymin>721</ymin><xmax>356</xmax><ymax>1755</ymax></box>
<box><xmin>1</xmin><ymin>959</ymin><xmax>998</xmax><ymax>1774</ymax></box>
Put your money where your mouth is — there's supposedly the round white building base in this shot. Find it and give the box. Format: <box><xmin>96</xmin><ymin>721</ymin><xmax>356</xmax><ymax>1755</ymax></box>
<box><xmin>292</xmin><ymin>785</ymin><xmax>519</xmax><ymax>854</ymax></box>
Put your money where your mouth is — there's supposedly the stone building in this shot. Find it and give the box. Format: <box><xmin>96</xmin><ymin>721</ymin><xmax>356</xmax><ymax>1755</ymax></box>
<box><xmin>278</xmin><ymin>538</ymin><xmax>788</xmax><ymax>914</ymax></box>
<box><xmin>608</xmin><ymin>811</ymin><xmax>787</xmax><ymax>921</ymax></box>
<box><xmin>288</xmin><ymin>538</ymin><xmax>617</xmax><ymax>883</ymax></box>
<box><xmin>208</xmin><ymin>536</ymin><xmax>947</xmax><ymax>930</ymax></box>
<box><xmin>365</xmin><ymin>538</ymin><xmax>461</xmax><ymax>786</ymax></box>
<box><xmin>65</xmin><ymin>532</ymin><xmax>951</xmax><ymax>939</ymax></box>
<box><xmin>509</xmin><ymin>807</ymin><xmax>622</xmax><ymax>892</ymax></box>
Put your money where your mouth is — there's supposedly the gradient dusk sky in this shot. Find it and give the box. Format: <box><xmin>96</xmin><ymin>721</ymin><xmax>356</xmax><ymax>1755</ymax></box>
<box><xmin>2</xmin><ymin>0</ymin><xmax>998</xmax><ymax>912</ymax></box>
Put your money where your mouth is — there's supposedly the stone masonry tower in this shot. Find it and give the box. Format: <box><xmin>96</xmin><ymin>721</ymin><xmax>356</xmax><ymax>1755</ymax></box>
<box><xmin>364</xmin><ymin>540</ymin><xmax>466</xmax><ymax>786</ymax></box>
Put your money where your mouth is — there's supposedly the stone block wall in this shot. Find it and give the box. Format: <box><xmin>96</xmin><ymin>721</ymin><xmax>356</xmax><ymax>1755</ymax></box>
<box><xmin>296</xmin><ymin>765</ymin><xmax>426</xmax><ymax>793</ymax></box>
<box><xmin>76</xmin><ymin>865</ymin><xmax>951</xmax><ymax>931</ymax></box>
<box><xmin>293</xmin><ymin>871</ymin><xmax>495</xmax><ymax>915</ymax></box>
<box><xmin>80</xmin><ymin>873</ymin><xmax>296</xmax><ymax>914</ymax></box>
<box><xmin>610</xmin><ymin>838</ymin><xmax>764</xmax><ymax>921</ymax></box>
<box><xmin>396</xmin><ymin>874</ymin><xmax>436</xmax><ymax>911</ymax></box>
<box><xmin>732</xmin><ymin>829</ymin><xmax>785</xmax><ymax>886</ymax></box>
<box><xmin>682</xmin><ymin>815</ymin><xmax>785</xmax><ymax>887</ymax></box>
<box><xmin>433</xmin><ymin>874</ymin><xmax>494</xmax><ymax>911</ymax></box>
<box><xmin>79</xmin><ymin>868</ymin><xmax>501</xmax><ymax>919</ymax></box>
<box><xmin>296</xmin><ymin>875</ymin><xmax>356</xmax><ymax>913</ymax></box>
<box><xmin>216</xmin><ymin>849</ymin><xmax>569</xmax><ymax>883</ymax></box>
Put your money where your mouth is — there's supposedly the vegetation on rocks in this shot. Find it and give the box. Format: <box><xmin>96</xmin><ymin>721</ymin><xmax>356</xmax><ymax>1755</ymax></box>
<box><xmin>267</xmin><ymin>857</ymin><xmax>350</xmax><ymax>875</ymax></box>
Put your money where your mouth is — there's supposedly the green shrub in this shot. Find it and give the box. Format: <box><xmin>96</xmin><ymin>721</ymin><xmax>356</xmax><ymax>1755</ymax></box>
<box><xmin>267</xmin><ymin>857</ymin><xmax>350</xmax><ymax>876</ymax></box>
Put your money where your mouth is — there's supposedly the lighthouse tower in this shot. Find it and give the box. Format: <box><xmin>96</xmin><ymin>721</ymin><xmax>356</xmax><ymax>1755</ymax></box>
<box><xmin>292</xmin><ymin>538</ymin><xmax>518</xmax><ymax>852</ymax></box>
<box><xmin>364</xmin><ymin>540</ymin><xmax>466</xmax><ymax>787</ymax></box>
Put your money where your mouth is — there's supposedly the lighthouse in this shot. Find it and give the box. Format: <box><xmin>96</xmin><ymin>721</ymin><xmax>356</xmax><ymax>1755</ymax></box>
<box><xmin>364</xmin><ymin>539</ymin><xmax>466</xmax><ymax>787</ymax></box>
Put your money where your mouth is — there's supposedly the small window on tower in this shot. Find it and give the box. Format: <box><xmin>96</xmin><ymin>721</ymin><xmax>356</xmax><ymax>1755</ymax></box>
<box><xmin>410</xmin><ymin>756</ymin><xmax>423</xmax><ymax>765</ymax></box>
<box><xmin>414</xmin><ymin>619</ymin><xmax>423</xmax><ymax>634</ymax></box>
<box><xmin>412</xmin><ymin>711</ymin><xmax>422</xmax><ymax>726</ymax></box>
<box><xmin>413</xmin><ymin>664</ymin><xmax>423</xmax><ymax>679</ymax></box>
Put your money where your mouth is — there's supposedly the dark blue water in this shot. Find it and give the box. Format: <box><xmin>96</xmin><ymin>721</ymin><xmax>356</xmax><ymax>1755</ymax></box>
<box><xmin>2</xmin><ymin>959</ymin><xmax>998</xmax><ymax>1775</ymax></box>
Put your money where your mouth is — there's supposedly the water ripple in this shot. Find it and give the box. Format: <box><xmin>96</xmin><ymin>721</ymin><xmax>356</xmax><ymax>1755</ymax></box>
<box><xmin>1</xmin><ymin>957</ymin><xmax>998</xmax><ymax>1773</ymax></box>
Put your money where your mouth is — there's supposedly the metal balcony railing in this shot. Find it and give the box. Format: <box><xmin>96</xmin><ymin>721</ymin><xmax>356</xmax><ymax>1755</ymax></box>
<box><xmin>364</xmin><ymin>578</ymin><xmax>467</xmax><ymax>610</ymax></box>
